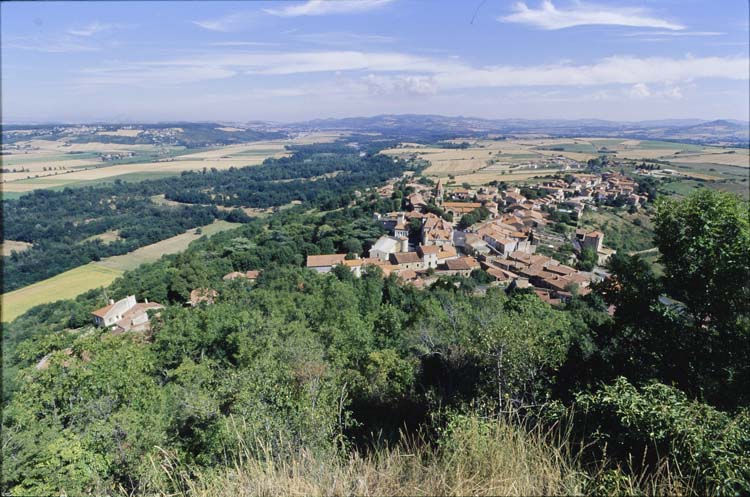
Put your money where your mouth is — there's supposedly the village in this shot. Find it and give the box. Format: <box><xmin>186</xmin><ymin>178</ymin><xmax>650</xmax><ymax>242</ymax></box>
<box><xmin>85</xmin><ymin>171</ymin><xmax>644</xmax><ymax>334</ymax></box>
<box><xmin>306</xmin><ymin>171</ymin><xmax>643</xmax><ymax>305</ymax></box>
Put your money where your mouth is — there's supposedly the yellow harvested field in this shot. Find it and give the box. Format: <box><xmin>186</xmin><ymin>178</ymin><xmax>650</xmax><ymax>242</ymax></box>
<box><xmin>1</xmin><ymin>240</ymin><xmax>33</xmax><ymax>256</ymax></box>
<box><xmin>3</xmin><ymin>159</ymin><xmax>263</xmax><ymax>192</ymax></box>
<box><xmin>671</xmin><ymin>152</ymin><xmax>750</xmax><ymax>167</ymax></box>
<box><xmin>97</xmin><ymin>129</ymin><xmax>143</xmax><ymax>137</ymax></box>
<box><xmin>82</xmin><ymin>230</ymin><xmax>122</xmax><ymax>244</ymax></box>
<box><xmin>1</xmin><ymin>264</ymin><xmax>124</xmax><ymax>322</ymax></box>
<box><xmin>95</xmin><ymin>220</ymin><xmax>241</xmax><ymax>271</ymax></box>
<box><xmin>453</xmin><ymin>171</ymin><xmax>559</xmax><ymax>185</ymax></box>
<box><xmin>1</xmin><ymin>133</ymin><xmax>342</xmax><ymax>194</ymax></box>
<box><xmin>1</xmin><ymin>220</ymin><xmax>242</xmax><ymax>322</ymax></box>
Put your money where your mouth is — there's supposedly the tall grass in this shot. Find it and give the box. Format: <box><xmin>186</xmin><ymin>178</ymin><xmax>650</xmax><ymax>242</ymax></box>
<box><xmin>142</xmin><ymin>412</ymin><xmax>691</xmax><ymax>497</ymax></box>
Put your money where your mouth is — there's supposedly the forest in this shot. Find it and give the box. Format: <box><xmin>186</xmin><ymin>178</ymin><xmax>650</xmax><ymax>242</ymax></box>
<box><xmin>2</xmin><ymin>184</ymin><xmax>748</xmax><ymax>495</ymax></box>
<box><xmin>2</xmin><ymin>141</ymin><xmax>414</xmax><ymax>292</ymax></box>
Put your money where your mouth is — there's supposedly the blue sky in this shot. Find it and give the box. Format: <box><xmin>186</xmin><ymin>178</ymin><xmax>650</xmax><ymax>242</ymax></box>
<box><xmin>2</xmin><ymin>0</ymin><xmax>748</xmax><ymax>123</ymax></box>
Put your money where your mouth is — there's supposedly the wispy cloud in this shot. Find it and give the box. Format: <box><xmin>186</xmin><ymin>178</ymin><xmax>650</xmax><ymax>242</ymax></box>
<box><xmin>294</xmin><ymin>32</ymin><xmax>396</xmax><ymax>46</ymax></box>
<box><xmin>67</xmin><ymin>21</ymin><xmax>131</xmax><ymax>37</ymax></box>
<box><xmin>265</xmin><ymin>0</ymin><xmax>394</xmax><ymax>17</ymax></box>
<box><xmin>437</xmin><ymin>55</ymin><xmax>747</xmax><ymax>89</ymax></box>
<box><xmin>207</xmin><ymin>41</ymin><xmax>280</xmax><ymax>47</ymax></box>
<box><xmin>192</xmin><ymin>12</ymin><xmax>256</xmax><ymax>32</ymax></box>
<box><xmin>72</xmin><ymin>49</ymin><xmax>748</xmax><ymax>92</ymax></box>
<box><xmin>623</xmin><ymin>31</ymin><xmax>723</xmax><ymax>37</ymax></box>
<box><xmin>6</xmin><ymin>36</ymin><xmax>100</xmax><ymax>53</ymax></box>
<box><xmin>500</xmin><ymin>1</ymin><xmax>684</xmax><ymax>30</ymax></box>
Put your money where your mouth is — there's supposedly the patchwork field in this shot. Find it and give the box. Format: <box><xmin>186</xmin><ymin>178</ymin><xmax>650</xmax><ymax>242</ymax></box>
<box><xmin>1</xmin><ymin>133</ymin><xmax>342</xmax><ymax>195</ymax></box>
<box><xmin>1</xmin><ymin>220</ymin><xmax>242</xmax><ymax>321</ymax></box>
<box><xmin>384</xmin><ymin>137</ymin><xmax>749</xmax><ymax>190</ymax></box>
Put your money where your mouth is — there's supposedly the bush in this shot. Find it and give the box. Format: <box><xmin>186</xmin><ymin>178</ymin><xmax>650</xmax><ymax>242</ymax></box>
<box><xmin>572</xmin><ymin>378</ymin><xmax>750</xmax><ymax>495</ymax></box>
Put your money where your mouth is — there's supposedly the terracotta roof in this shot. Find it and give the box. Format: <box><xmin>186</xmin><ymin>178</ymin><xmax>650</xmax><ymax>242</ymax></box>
<box><xmin>306</xmin><ymin>254</ymin><xmax>347</xmax><ymax>267</ymax></box>
<box><xmin>486</xmin><ymin>267</ymin><xmax>512</xmax><ymax>281</ymax></box>
<box><xmin>437</xmin><ymin>246</ymin><xmax>458</xmax><ymax>260</ymax></box>
<box><xmin>91</xmin><ymin>303</ymin><xmax>114</xmax><ymax>318</ymax></box>
<box><xmin>396</xmin><ymin>269</ymin><xmax>418</xmax><ymax>280</ymax></box>
<box><xmin>444</xmin><ymin>256</ymin><xmax>480</xmax><ymax>271</ymax></box>
<box><xmin>546</xmin><ymin>265</ymin><xmax>576</xmax><ymax>276</ymax></box>
<box><xmin>417</xmin><ymin>245</ymin><xmax>440</xmax><ymax>255</ymax></box>
<box><xmin>390</xmin><ymin>252</ymin><xmax>422</xmax><ymax>264</ymax></box>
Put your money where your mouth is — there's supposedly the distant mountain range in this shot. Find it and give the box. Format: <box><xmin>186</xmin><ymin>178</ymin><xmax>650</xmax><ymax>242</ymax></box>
<box><xmin>287</xmin><ymin>114</ymin><xmax>749</xmax><ymax>146</ymax></box>
<box><xmin>4</xmin><ymin>115</ymin><xmax>748</xmax><ymax>147</ymax></box>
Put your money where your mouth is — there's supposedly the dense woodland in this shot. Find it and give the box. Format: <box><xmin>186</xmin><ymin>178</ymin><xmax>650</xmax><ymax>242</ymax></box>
<box><xmin>2</xmin><ymin>180</ymin><xmax>749</xmax><ymax>494</ymax></box>
<box><xmin>2</xmin><ymin>141</ymin><xmax>414</xmax><ymax>292</ymax></box>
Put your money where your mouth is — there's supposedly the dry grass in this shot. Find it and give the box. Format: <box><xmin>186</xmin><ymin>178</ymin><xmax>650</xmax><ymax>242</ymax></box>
<box><xmin>143</xmin><ymin>412</ymin><xmax>692</xmax><ymax>497</ymax></box>
<box><xmin>670</xmin><ymin>151</ymin><xmax>750</xmax><ymax>167</ymax></box>
<box><xmin>1</xmin><ymin>240</ymin><xmax>33</xmax><ymax>256</ymax></box>
<box><xmin>146</xmin><ymin>415</ymin><xmax>585</xmax><ymax>497</ymax></box>
<box><xmin>82</xmin><ymin>230</ymin><xmax>122</xmax><ymax>244</ymax></box>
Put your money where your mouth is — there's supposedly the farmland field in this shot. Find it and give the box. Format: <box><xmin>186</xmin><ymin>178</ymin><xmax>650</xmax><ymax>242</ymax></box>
<box><xmin>383</xmin><ymin>137</ymin><xmax>748</xmax><ymax>189</ymax></box>
<box><xmin>1</xmin><ymin>220</ymin><xmax>242</xmax><ymax>321</ymax></box>
<box><xmin>1</xmin><ymin>264</ymin><xmax>124</xmax><ymax>322</ymax></box>
<box><xmin>1</xmin><ymin>240</ymin><xmax>33</xmax><ymax>256</ymax></box>
<box><xmin>94</xmin><ymin>220</ymin><xmax>241</xmax><ymax>271</ymax></box>
<box><xmin>1</xmin><ymin>133</ymin><xmax>341</xmax><ymax>195</ymax></box>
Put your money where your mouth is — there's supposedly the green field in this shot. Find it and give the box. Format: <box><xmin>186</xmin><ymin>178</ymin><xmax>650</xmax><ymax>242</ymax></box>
<box><xmin>631</xmin><ymin>140</ymin><xmax>705</xmax><ymax>151</ymax></box>
<box><xmin>580</xmin><ymin>208</ymin><xmax>655</xmax><ymax>253</ymax></box>
<box><xmin>3</xmin><ymin>171</ymin><xmax>183</xmax><ymax>199</ymax></box>
<box><xmin>0</xmin><ymin>152</ymin><xmax>101</xmax><ymax>166</ymax></box>
<box><xmin>536</xmin><ymin>143</ymin><xmax>597</xmax><ymax>153</ymax></box>
<box><xmin>660</xmin><ymin>178</ymin><xmax>749</xmax><ymax>199</ymax></box>
<box><xmin>95</xmin><ymin>220</ymin><xmax>241</xmax><ymax>271</ymax></box>
<box><xmin>2</xmin><ymin>220</ymin><xmax>242</xmax><ymax>321</ymax></box>
<box><xmin>1</xmin><ymin>264</ymin><xmax>124</xmax><ymax>322</ymax></box>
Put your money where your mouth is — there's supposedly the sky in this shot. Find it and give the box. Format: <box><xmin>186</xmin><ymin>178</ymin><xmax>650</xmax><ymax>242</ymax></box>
<box><xmin>2</xmin><ymin>0</ymin><xmax>749</xmax><ymax>123</ymax></box>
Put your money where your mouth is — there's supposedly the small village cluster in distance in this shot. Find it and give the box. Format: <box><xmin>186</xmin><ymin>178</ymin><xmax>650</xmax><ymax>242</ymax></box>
<box><xmin>306</xmin><ymin>171</ymin><xmax>643</xmax><ymax>305</ymax></box>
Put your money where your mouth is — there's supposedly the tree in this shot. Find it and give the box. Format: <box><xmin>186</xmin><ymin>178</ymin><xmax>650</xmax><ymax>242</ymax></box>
<box><xmin>577</xmin><ymin>247</ymin><xmax>597</xmax><ymax>271</ymax></box>
<box><xmin>654</xmin><ymin>189</ymin><xmax>749</xmax><ymax>326</ymax></box>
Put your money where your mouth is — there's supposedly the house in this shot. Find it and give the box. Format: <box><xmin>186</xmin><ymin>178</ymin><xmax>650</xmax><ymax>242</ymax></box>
<box><xmin>417</xmin><ymin>244</ymin><xmax>440</xmax><ymax>268</ymax></box>
<box><xmin>91</xmin><ymin>295</ymin><xmax>164</xmax><ymax>333</ymax></box>
<box><xmin>306</xmin><ymin>254</ymin><xmax>348</xmax><ymax>273</ymax></box>
<box><xmin>394</xmin><ymin>222</ymin><xmax>410</xmax><ymax>239</ymax></box>
<box><xmin>389</xmin><ymin>251</ymin><xmax>423</xmax><ymax>269</ymax></box>
<box><xmin>443</xmin><ymin>202</ymin><xmax>482</xmax><ymax>220</ymax></box>
<box><xmin>369</xmin><ymin>235</ymin><xmax>409</xmax><ymax>261</ymax></box>
<box><xmin>440</xmin><ymin>256</ymin><xmax>480</xmax><ymax>276</ymax></box>
<box><xmin>408</xmin><ymin>192</ymin><xmax>427</xmax><ymax>211</ymax></box>
<box><xmin>188</xmin><ymin>288</ymin><xmax>218</xmax><ymax>307</ymax></box>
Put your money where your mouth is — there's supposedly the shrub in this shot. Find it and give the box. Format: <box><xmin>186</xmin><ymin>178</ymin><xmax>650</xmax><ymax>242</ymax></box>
<box><xmin>573</xmin><ymin>378</ymin><xmax>750</xmax><ymax>495</ymax></box>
